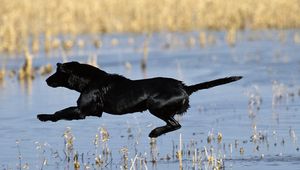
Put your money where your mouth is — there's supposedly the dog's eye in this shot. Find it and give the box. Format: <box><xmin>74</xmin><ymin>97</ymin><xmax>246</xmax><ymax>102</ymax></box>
<box><xmin>57</xmin><ymin>65</ymin><xmax>67</xmax><ymax>73</ymax></box>
<box><xmin>59</xmin><ymin>65</ymin><xmax>72</xmax><ymax>74</ymax></box>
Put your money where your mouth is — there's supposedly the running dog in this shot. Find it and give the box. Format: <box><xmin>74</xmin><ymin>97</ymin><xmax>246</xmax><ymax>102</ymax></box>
<box><xmin>37</xmin><ymin>61</ymin><xmax>242</xmax><ymax>138</ymax></box>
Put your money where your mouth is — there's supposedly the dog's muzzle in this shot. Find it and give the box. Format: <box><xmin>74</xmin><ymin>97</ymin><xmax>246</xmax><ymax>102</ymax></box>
<box><xmin>46</xmin><ymin>77</ymin><xmax>58</xmax><ymax>87</ymax></box>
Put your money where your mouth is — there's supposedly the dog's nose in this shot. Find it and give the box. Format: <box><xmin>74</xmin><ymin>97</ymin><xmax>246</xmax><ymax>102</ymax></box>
<box><xmin>46</xmin><ymin>77</ymin><xmax>55</xmax><ymax>87</ymax></box>
<box><xmin>46</xmin><ymin>77</ymin><xmax>50</xmax><ymax>85</ymax></box>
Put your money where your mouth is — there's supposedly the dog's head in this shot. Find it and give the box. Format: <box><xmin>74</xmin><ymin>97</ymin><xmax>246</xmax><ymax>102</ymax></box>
<box><xmin>46</xmin><ymin>61</ymin><xmax>81</xmax><ymax>88</ymax></box>
<box><xmin>46</xmin><ymin>61</ymin><xmax>108</xmax><ymax>92</ymax></box>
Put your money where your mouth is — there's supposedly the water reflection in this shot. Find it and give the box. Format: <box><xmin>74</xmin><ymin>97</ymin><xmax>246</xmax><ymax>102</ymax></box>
<box><xmin>149</xmin><ymin>138</ymin><xmax>158</xmax><ymax>167</ymax></box>
<box><xmin>0</xmin><ymin>79</ymin><xmax>5</xmax><ymax>89</ymax></box>
<box><xmin>19</xmin><ymin>78</ymin><xmax>33</xmax><ymax>96</ymax></box>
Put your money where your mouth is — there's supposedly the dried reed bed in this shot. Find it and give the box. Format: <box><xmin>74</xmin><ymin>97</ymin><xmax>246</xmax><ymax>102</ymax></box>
<box><xmin>0</xmin><ymin>0</ymin><xmax>300</xmax><ymax>53</ymax></box>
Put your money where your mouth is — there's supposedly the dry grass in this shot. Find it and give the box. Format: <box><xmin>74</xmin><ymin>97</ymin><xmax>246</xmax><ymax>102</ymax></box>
<box><xmin>0</xmin><ymin>0</ymin><xmax>300</xmax><ymax>53</ymax></box>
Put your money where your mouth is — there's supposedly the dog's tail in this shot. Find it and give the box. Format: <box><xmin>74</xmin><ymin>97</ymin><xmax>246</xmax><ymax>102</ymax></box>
<box><xmin>185</xmin><ymin>76</ymin><xmax>242</xmax><ymax>95</ymax></box>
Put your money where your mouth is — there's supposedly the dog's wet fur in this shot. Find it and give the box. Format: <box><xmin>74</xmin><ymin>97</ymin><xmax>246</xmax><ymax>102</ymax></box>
<box><xmin>37</xmin><ymin>61</ymin><xmax>242</xmax><ymax>138</ymax></box>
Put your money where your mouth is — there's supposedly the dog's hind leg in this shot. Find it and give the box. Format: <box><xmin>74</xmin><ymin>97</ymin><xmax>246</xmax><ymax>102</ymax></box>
<box><xmin>148</xmin><ymin>116</ymin><xmax>181</xmax><ymax>138</ymax></box>
<box><xmin>37</xmin><ymin>106</ymin><xmax>85</xmax><ymax>122</ymax></box>
<box><xmin>147</xmin><ymin>91</ymin><xmax>188</xmax><ymax>138</ymax></box>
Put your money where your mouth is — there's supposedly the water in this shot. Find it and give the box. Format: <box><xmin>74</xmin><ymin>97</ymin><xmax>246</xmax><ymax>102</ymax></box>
<box><xmin>0</xmin><ymin>31</ymin><xmax>300</xmax><ymax>169</ymax></box>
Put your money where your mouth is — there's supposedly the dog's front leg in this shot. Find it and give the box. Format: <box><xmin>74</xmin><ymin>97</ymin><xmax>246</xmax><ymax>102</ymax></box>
<box><xmin>37</xmin><ymin>106</ymin><xmax>85</xmax><ymax>122</ymax></box>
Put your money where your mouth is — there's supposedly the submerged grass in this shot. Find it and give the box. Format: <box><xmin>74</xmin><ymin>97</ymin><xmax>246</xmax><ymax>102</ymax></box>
<box><xmin>6</xmin><ymin>123</ymin><xmax>299</xmax><ymax>170</ymax></box>
<box><xmin>3</xmin><ymin>84</ymin><xmax>300</xmax><ymax>169</ymax></box>
<box><xmin>1</xmin><ymin>0</ymin><xmax>300</xmax><ymax>53</ymax></box>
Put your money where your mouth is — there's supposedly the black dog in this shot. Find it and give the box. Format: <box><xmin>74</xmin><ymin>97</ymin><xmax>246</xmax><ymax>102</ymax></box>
<box><xmin>37</xmin><ymin>61</ymin><xmax>242</xmax><ymax>138</ymax></box>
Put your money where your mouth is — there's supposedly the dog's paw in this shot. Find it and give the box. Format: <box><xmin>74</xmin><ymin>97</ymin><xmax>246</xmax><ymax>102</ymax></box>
<box><xmin>148</xmin><ymin>129</ymin><xmax>162</xmax><ymax>138</ymax></box>
<box><xmin>37</xmin><ymin>114</ymin><xmax>56</xmax><ymax>122</ymax></box>
<box><xmin>148</xmin><ymin>132</ymin><xmax>158</xmax><ymax>138</ymax></box>
<box><xmin>37</xmin><ymin>114</ymin><xmax>50</xmax><ymax>121</ymax></box>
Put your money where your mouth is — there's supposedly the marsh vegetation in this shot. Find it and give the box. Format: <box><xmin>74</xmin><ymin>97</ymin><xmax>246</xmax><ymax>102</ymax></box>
<box><xmin>1</xmin><ymin>0</ymin><xmax>300</xmax><ymax>54</ymax></box>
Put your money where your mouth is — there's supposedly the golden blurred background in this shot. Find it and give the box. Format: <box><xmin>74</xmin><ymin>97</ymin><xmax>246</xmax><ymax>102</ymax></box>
<box><xmin>1</xmin><ymin>0</ymin><xmax>300</xmax><ymax>54</ymax></box>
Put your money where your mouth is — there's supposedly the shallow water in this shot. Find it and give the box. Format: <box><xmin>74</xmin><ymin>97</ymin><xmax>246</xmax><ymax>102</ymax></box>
<box><xmin>0</xmin><ymin>31</ymin><xmax>300</xmax><ymax>170</ymax></box>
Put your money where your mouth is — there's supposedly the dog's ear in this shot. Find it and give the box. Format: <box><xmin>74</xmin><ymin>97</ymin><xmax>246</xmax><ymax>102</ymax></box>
<box><xmin>56</xmin><ymin>63</ymin><xmax>62</xmax><ymax>67</ymax></box>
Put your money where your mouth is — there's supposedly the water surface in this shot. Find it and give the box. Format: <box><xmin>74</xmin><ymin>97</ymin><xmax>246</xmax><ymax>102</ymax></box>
<box><xmin>0</xmin><ymin>31</ymin><xmax>299</xmax><ymax>169</ymax></box>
